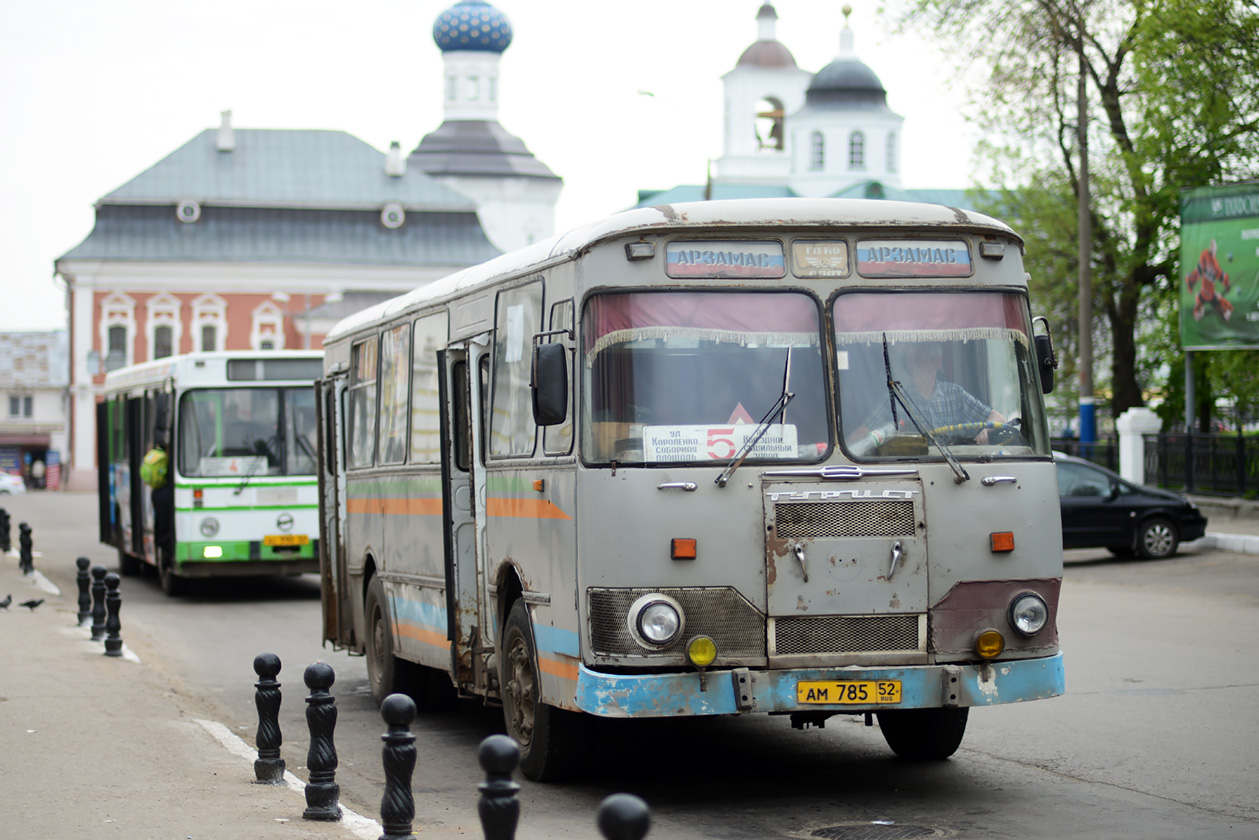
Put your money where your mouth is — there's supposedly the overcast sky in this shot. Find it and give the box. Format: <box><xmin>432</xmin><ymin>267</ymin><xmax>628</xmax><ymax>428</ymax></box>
<box><xmin>0</xmin><ymin>0</ymin><xmax>978</xmax><ymax>333</ymax></box>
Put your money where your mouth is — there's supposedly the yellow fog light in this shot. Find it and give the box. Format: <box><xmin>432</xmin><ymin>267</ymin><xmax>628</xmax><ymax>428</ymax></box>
<box><xmin>974</xmin><ymin>629</ymin><xmax>1005</xmax><ymax>659</ymax></box>
<box><xmin>687</xmin><ymin>635</ymin><xmax>717</xmax><ymax>668</ymax></box>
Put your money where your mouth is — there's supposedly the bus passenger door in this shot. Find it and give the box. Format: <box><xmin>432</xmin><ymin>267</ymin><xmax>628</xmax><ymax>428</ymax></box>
<box><xmin>440</xmin><ymin>340</ymin><xmax>490</xmax><ymax>689</ymax></box>
<box><xmin>316</xmin><ymin>374</ymin><xmax>352</xmax><ymax>646</ymax></box>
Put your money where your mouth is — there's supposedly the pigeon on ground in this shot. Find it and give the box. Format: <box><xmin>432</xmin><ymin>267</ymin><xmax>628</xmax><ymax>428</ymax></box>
<box><xmin>19</xmin><ymin>598</ymin><xmax>43</xmax><ymax>611</ymax></box>
<box><xmin>0</xmin><ymin>594</ymin><xmax>11</xmax><ymax>609</ymax></box>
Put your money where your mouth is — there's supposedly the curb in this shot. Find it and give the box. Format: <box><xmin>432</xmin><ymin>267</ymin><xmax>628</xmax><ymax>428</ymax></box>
<box><xmin>1198</xmin><ymin>532</ymin><xmax>1259</xmax><ymax>556</ymax></box>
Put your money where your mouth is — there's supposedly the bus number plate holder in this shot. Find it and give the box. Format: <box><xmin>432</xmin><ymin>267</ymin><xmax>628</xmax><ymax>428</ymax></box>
<box><xmin>796</xmin><ymin>680</ymin><xmax>901</xmax><ymax>705</ymax></box>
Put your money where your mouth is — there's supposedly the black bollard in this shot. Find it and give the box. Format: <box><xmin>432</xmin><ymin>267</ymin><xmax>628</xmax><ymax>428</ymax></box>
<box><xmin>18</xmin><ymin>522</ymin><xmax>32</xmax><ymax>575</ymax></box>
<box><xmin>378</xmin><ymin>693</ymin><xmax>417</xmax><ymax>840</ymax></box>
<box><xmin>477</xmin><ymin>735</ymin><xmax>521</xmax><ymax>840</ymax></box>
<box><xmin>76</xmin><ymin>557</ymin><xmax>92</xmax><ymax>626</ymax></box>
<box><xmin>90</xmin><ymin>565</ymin><xmax>108</xmax><ymax>641</ymax></box>
<box><xmin>253</xmin><ymin>653</ymin><xmax>285</xmax><ymax>783</ymax></box>
<box><xmin>302</xmin><ymin>662</ymin><xmax>341</xmax><ymax>821</ymax></box>
<box><xmin>103</xmin><ymin>573</ymin><xmax>123</xmax><ymax>657</ymax></box>
<box><xmin>0</xmin><ymin>508</ymin><xmax>9</xmax><ymax>553</ymax></box>
<box><xmin>597</xmin><ymin>794</ymin><xmax>651</xmax><ymax>840</ymax></box>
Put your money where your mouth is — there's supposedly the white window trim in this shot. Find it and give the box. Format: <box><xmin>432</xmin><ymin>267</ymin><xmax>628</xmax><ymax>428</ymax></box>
<box><xmin>192</xmin><ymin>293</ymin><xmax>228</xmax><ymax>352</ymax></box>
<box><xmin>251</xmin><ymin>301</ymin><xmax>286</xmax><ymax>350</ymax></box>
<box><xmin>99</xmin><ymin>291</ymin><xmax>137</xmax><ymax>371</ymax></box>
<box><xmin>146</xmin><ymin>293</ymin><xmax>183</xmax><ymax>361</ymax></box>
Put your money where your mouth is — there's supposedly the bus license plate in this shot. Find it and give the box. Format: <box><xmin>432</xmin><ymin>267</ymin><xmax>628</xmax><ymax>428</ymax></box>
<box><xmin>797</xmin><ymin>680</ymin><xmax>901</xmax><ymax>705</ymax></box>
<box><xmin>263</xmin><ymin>534</ymin><xmax>309</xmax><ymax>547</ymax></box>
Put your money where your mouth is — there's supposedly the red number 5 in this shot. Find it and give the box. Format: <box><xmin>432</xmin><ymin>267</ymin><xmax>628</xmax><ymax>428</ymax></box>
<box><xmin>707</xmin><ymin>427</ymin><xmax>736</xmax><ymax>459</ymax></box>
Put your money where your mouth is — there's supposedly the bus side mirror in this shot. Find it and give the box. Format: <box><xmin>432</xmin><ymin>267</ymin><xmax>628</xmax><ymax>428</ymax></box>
<box><xmin>154</xmin><ymin>392</ymin><xmax>172</xmax><ymax>448</ymax></box>
<box><xmin>1035</xmin><ymin>334</ymin><xmax>1055</xmax><ymax>394</ymax></box>
<box><xmin>531</xmin><ymin>343</ymin><xmax>568</xmax><ymax>426</ymax></box>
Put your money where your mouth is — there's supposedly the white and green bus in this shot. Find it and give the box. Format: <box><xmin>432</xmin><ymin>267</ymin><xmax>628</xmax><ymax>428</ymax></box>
<box><xmin>317</xmin><ymin>198</ymin><xmax>1065</xmax><ymax>780</ymax></box>
<box><xmin>98</xmin><ymin>351</ymin><xmax>324</xmax><ymax>595</ymax></box>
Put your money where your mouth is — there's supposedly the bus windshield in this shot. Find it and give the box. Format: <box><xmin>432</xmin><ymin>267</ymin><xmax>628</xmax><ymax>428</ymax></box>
<box><xmin>177</xmin><ymin>387</ymin><xmax>318</xmax><ymax>477</ymax></box>
<box><xmin>835</xmin><ymin>291</ymin><xmax>1050</xmax><ymax>460</ymax></box>
<box><xmin>582</xmin><ymin>291</ymin><xmax>829</xmax><ymax>464</ymax></box>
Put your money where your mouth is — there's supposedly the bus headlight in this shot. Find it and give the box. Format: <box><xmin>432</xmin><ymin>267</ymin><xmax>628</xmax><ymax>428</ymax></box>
<box><xmin>628</xmin><ymin>594</ymin><xmax>684</xmax><ymax>648</ymax></box>
<box><xmin>200</xmin><ymin>517</ymin><xmax>220</xmax><ymax>537</ymax></box>
<box><xmin>1008</xmin><ymin>593</ymin><xmax>1049</xmax><ymax>636</ymax></box>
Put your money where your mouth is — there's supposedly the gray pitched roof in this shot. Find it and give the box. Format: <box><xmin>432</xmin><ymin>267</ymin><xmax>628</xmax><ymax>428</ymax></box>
<box><xmin>102</xmin><ymin>129</ymin><xmax>476</xmax><ymax>210</ymax></box>
<box><xmin>58</xmin><ymin>204</ymin><xmax>500</xmax><ymax>267</ymax></box>
<box><xmin>410</xmin><ymin>120</ymin><xmax>561</xmax><ymax>181</ymax></box>
<box><xmin>0</xmin><ymin>331</ymin><xmax>69</xmax><ymax>389</ymax></box>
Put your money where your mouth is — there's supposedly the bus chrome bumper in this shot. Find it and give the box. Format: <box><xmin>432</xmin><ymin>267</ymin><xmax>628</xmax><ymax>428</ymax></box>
<box><xmin>573</xmin><ymin>653</ymin><xmax>1064</xmax><ymax>718</ymax></box>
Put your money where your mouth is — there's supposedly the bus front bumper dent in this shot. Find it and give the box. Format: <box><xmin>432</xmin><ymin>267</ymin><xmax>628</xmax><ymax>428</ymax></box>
<box><xmin>573</xmin><ymin>653</ymin><xmax>1064</xmax><ymax>718</ymax></box>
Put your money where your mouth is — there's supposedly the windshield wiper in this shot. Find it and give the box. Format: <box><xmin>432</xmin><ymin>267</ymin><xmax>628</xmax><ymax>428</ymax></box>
<box><xmin>716</xmin><ymin>348</ymin><xmax>794</xmax><ymax>488</ymax></box>
<box><xmin>876</xmin><ymin>335</ymin><xmax>970</xmax><ymax>483</ymax></box>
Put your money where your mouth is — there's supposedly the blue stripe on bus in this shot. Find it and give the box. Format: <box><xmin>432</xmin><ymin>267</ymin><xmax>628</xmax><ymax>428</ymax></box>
<box><xmin>390</xmin><ymin>595</ymin><xmax>447</xmax><ymax>634</ymax></box>
<box><xmin>573</xmin><ymin>653</ymin><xmax>1065</xmax><ymax>718</ymax></box>
<box><xmin>533</xmin><ymin>622</ymin><xmax>580</xmax><ymax>659</ymax></box>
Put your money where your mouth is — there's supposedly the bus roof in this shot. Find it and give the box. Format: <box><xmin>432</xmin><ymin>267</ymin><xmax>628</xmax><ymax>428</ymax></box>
<box><xmin>102</xmin><ymin>350</ymin><xmax>324</xmax><ymax>391</ymax></box>
<box><xmin>325</xmin><ymin>197</ymin><xmax>1022</xmax><ymax>343</ymax></box>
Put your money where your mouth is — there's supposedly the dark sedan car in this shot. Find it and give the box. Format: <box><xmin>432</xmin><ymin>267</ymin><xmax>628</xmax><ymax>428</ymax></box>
<box><xmin>1055</xmin><ymin>452</ymin><xmax>1208</xmax><ymax>559</ymax></box>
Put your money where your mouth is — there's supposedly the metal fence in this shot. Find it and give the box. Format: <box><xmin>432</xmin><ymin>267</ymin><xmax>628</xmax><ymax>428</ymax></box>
<box><xmin>1050</xmin><ymin>435</ymin><xmax>1119</xmax><ymax>472</ymax></box>
<box><xmin>1142</xmin><ymin>432</ymin><xmax>1259</xmax><ymax>497</ymax></box>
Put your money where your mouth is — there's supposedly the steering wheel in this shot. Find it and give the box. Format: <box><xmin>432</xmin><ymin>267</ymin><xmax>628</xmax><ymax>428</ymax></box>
<box><xmin>929</xmin><ymin>421</ymin><xmax>1015</xmax><ymax>444</ymax></box>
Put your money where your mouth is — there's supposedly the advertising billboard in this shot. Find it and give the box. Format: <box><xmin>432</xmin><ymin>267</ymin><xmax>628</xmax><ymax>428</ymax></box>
<box><xmin>1180</xmin><ymin>183</ymin><xmax>1259</xmax><ymax>349</ymax></box>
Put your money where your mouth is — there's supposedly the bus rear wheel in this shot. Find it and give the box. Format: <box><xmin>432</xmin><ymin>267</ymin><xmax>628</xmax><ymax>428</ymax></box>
<box><xmin>364</xmin><ymin>575</ymin><xmax>456</xmax><ymax>711</ymax></box>
<box><xmin>500</xmin><ymin>600</ymin><xmax>587</xmax><ymax>781</ymax></box>
<box><xmin>876</xmin><ymin>707</ymin><xmax>969</xmax><ymax>760</ymax></box>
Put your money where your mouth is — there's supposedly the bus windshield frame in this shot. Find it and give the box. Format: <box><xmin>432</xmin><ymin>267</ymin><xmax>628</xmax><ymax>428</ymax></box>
<box><xmin>176</xmin><ymin>386</ymin><xmax>319</xmax><ymax>478</ymax></box>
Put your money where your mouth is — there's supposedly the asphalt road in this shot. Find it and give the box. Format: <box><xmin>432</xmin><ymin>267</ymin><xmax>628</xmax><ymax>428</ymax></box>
<box><xmin>13</xmin><ymin>491</ymin><xmax>1259</xmax><ymax>840</ymax></box>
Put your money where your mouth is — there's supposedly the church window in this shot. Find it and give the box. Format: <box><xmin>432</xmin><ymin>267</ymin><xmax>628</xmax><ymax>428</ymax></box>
<box><xmin>153</xmin><ymin>326</ymin><xmax>174</xmax><ymax>360</ymax></box>
<box><xmin>756</xmin><ymin>98</ymin><xmax>785</xmax><ymax>151</ymax></box>
<box><xmin>465</xmin><ymin>75</ymin><xmax>480</xmax><ymax>101</ymax></box>
<box><xmin>446</xmin><ymin>74</ymin><xmax>457</xmax><ymax>102</ymax></box>
<box><xmin>489</xmin><ymin>75</ymin><xmax>497</xmax><ymax>103</ymax></box>
<box><xmin>810</xmin><ymin>132</ymin><xmax>825</xmax><ymax>170</ymax></box>
<box><xmin>849</xmin><ymin>131</ymin><xmax>866</xmax><ymax>170</ymax></box>
<box><xmin>887</xmin><ymin>133</ymin><xmax>898</xmax><ymax>173</ymax></box>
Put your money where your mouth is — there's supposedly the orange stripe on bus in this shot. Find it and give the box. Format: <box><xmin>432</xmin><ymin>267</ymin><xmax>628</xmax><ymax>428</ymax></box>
<box><xmin>397</xmin><ymin>624</ymin><xmax>450</xmax><ymax>648</ymax></box>
<box><xmin>538</xmin><ymin>654</ymin><xmax>579</xmax><ymax>682</ymax></box>
<box><xmin>346</xmin><ymin>498</ymin><xmax>442</xmax><ymax>515</ymax></box>
<box><xmin>487</xmin><ymin>498</ymin><xmax>572</xmax><ymax>520</ymax></box>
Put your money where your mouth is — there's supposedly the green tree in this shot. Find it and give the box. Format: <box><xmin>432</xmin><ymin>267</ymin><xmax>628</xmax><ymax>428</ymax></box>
<box><xmin>893</xmin><ymin>0</ymin><xmax>1259</xmax><ymax>423</ymax></box>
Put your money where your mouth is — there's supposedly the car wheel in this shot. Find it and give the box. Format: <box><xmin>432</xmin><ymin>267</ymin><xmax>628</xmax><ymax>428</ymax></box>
<box><xmin>1136</xmin><ymin>517</ymin><xmax>1179</xmax><ymax>559</ymax></box>
<box><xmin>877</xmin><ymin>707</ymin><xmax>969</xmax><ymax>760</ymax></box>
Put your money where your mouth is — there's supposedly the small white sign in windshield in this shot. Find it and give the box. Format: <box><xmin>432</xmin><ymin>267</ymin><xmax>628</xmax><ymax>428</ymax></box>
<box><xmin>643</xmin><ymin>425</ymin><xmax>799</xmax><ymax>462</ymax></box>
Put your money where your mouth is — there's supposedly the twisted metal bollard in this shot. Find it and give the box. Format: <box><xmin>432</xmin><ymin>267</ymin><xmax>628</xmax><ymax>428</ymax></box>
<box><xmin>378</xmin><ymin>694</ymin><xmax>417</xmax><ymax>840</ymax></box>
<box><xmin>477</xmin><ymin>735</ymin><xmax>521</xmax><ymax>840</ymax></box>
<box><xmin>302</xmin><ymin>662</ymin><xmax>341</xmax><ymax>821</ymax></box>
<box><xmin>253</xmin><ymin>653</ymin><xmax>285</xmax><ymax>783</ymax></box>
<box><xmin>18</xmin><ymin>522</ymin><xmax>32</xmax><ymax>575</ymax></box>
<box><xmin>597</xmin><ymin>794</ymin><xmax>651</xmax><ymax>840</ymax></box>
<box><xmin>103</xmin><ymin>573</ymin><xmax>123</xmax><ymax>657</ymax></box>
<box><xmin>90</xmin><ymin>565</ymin><xmax>108</xmax><ymax>641</ymax></box>
<box><xmin>76</xmin><ymin>557</ymin><xmax>92</xmax><ymax>626</ymax></box>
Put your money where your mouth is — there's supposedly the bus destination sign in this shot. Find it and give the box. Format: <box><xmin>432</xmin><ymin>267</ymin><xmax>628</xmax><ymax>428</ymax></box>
<box><xmin>856</xmin><ymin>240</ymin><xmax>972</xmax><ymax>278</ymax></box>
<box><xmin>666</xmin><ymin>241</ymin><xmax>787</xmax><ymax>279</ymax></box>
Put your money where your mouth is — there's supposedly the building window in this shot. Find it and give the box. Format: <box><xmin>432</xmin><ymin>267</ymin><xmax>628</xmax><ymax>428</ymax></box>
<box><xmin>810</xmin><ymin>131</ymin><xmax>825</xmax><ymax>170</ymax></box>
<box><xmin>251</xmin><ymin>302</ymin><xmax>286</xmax><ymax>351</ymax></box>
<box><xmin>757</xmin><ymin>98</ymin><xmax>785</xmax><ymax>151</ymax></box>
<box><xmin>848</xmin><ymin>131</ymin><xmax>866</xmax><ymax>170</ymax></box>
<box><xmin>8</xmin><ymin>395</ymin><xmax>32</xmax><ymax>418</ymax></box>
<box><xmin>201</xmin><ymin>325</ymin><xmax>217</xmax><ymax>353</ymax></box>
<box><xmin>192</xmin><ymin>293</ymin><xmax>226</xmax><ymax>352</ymax></box>
<box><xmin>100</xmin><ymin>291</ymin><xmax>136</xmax><ymax>373</ymax></box>
<box><xmin>886</xmin><ymin>132</ymin><xmax>898</xmax><ymax>173</ymax></box>
<box><xmin>446</xmin><ymin>74</ymin><xmax>457</xmax><ymax>102</ymax></box>
<box><xmin>154</xmin><ymin>325</ymin><xmax>174</xmax><ymax>359</ymax></box>
<box><xmin>105</xmin><ymin>324</ymin><xmax>128</xmax><ymax>372</ymax></box>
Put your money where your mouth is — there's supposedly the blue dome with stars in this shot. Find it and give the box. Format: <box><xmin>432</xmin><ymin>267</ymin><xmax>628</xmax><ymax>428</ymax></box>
<box><xmin>433</xmin><ymin>2</ymin><xmax>513</xmax><ymax>53</ymax></box>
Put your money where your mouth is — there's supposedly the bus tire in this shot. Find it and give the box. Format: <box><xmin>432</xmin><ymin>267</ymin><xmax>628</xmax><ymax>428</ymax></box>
<box><xmin>118</xmin><ymin>546</ymin><xmax>142</xmax><ymax>577</ymax></box>
<box><xmin>500</xmin><ymin>599</ymin><xmax>587</xmax><ymax>782</ymax></box>
<box><xmin>158</xmin><ymin>544</ymin><xmax>186</xmax><ymax>596</ymax></box>
<box><xmin>876</xmin><ymin>707</ymin><xmax>969</xmax><ymax>760</ymax></box>
<box><xmin>365</xmin><ymin>575</ymin><xmax>407</xmax><ymax>706</ymax></box>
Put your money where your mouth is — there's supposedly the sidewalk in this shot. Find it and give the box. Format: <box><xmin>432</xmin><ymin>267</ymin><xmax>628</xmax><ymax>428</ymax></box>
<box><xmin>0</xmin><ymin>545</ymin><xmax>378</xmax><ymax>840</ymax></box>
<box><xmin>1187</xmin><ymin>494</ymin><xmax>1259</xmax><ymax>554</ymax></box>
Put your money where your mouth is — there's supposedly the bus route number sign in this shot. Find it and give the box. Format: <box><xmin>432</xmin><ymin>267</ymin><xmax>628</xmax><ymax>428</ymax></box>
<box><xmin>796</xmin><ymin>680</ymin><xmax>902</xmax><ymax>705</ymax></box>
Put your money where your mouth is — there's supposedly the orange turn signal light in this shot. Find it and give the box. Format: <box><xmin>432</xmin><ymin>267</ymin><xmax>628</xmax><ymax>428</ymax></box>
<box><xmin>671</xmin><ymin>538</ymin><xmax>697</xmax><ymax>560</ymax></box>
<box><xmin>990</xmin><ymin>531</ymin><xmax>1015</xmax><ymax>553</ymax></box>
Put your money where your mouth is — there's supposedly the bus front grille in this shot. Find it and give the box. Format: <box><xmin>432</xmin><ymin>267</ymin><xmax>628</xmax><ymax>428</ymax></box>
<box><xmin>774</xmin><ymin>500</ymin><xmax>915</xmax><ymax>538</ymax></box>
<box><xmin>772</xmin><ymin>614</ymin><xmax>924</xmax><ymax>655</ymax></box>
<box><xmin>588</xmin><ymin>586</ymin><xmax>765</xmax><ymax>659</ymax></box>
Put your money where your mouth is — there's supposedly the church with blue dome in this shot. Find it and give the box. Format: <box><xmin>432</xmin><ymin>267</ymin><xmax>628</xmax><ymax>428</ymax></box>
<box><xmin>411</xmin><ymin>1</ymin><xmax>561</xmax><ymax>252</ymax></box>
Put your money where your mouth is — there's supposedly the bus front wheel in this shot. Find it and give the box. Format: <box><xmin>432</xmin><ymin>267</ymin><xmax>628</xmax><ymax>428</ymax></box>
<box><xmin>876</xmin><ymin>707</ymin><xmax>969</xmax><ymax>760</ymax></box>
<box><xmin>500</xmin><ymin>599</ymin><xmax>587</xmax><ymax>781</ymax></box>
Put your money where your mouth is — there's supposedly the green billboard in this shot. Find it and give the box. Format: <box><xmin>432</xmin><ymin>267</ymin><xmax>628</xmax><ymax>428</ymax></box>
<box><xmin>1180</xmin><ymin>183</ymin><xmax>1259</xmax><ymax>349</ymax></box>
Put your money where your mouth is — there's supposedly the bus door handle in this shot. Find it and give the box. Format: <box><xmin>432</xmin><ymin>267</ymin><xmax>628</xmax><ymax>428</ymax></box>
<box><xmin>657</xmin><ymin>482</ymin><xmax>698</xmax><ymax>491</ymax></box>
<box><xmin>981</xmin><ymin>475</ymin><xmax>1017</xmax><ymax>486</ymax></box>
<box><xmin>793</xmin><ymin>543</ymin><xmax>808</xmax><ymax>582</ymax></box>
<box><xmin>888</xmin><ymin>541</ymin><xmax>903</xmax><ymax>580</ymax></box>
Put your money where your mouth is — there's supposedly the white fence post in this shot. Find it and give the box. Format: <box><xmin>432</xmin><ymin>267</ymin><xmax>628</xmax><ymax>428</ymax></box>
<box><xmin>1116</xmin><ymin>407</ymin><xmax>1162</xmax><ymax>485</ymax></box>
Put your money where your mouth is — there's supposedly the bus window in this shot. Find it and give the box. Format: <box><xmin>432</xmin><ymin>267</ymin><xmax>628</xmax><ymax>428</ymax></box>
<box><xmin>379</xmin><ymin>324</ymin><xmax>411</xmax><ymax>465</ymax></box>
<box><xmin>411</xmin><ymin>313</ymin><xmax>448</xmax><ymax>464</ymax></box>
<box><xmin>581</xmin><ymin>291</ymin><xmax>828</xmax><ymax>464</ymax></box>
<box><xmin>347</xmin><ymin>337</ymin><xmax>379</xmax><ymax>469</ymax></box>
<box><xmin>178</xmin><ymin>388</ymin><xmax>314</xmax><ymax>477</ymax></box>
<box><xmin>835</xmin><ymin>291</ymin><xmax>1050</xmax><ymax>459</ymax></box>
<box><xmin>490</xmin><ymin>282</ymin><xmax>543</xmax><ymax>457</ymax></box>
<box><xmin>543</xmin><ymin>299</ymin><xmax>574</xmax><ymax>456</ymax></box>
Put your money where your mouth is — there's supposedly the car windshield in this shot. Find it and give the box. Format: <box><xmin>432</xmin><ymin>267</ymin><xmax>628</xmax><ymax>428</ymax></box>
<box><xmin>581</xmin><ymin>291</ymin><xmax>829</xmax><ymax>464</ymax></box>
<box><xmin>834</xmin><ymin>291</ymin><xmax>1050</xmax><ymax>460</ymax></box>
<box><xmin>177</xmin><ymin>387</ymin><xmax>318</xmax><ymax>477</ymax></box>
